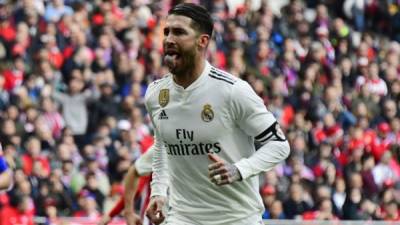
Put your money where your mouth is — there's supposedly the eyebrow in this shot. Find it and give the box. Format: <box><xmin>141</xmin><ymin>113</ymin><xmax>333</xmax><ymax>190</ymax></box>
<box><xmin>164</xmin><ymin>26</ymin><xmax>188</xmax><ymax>34</ymax></box>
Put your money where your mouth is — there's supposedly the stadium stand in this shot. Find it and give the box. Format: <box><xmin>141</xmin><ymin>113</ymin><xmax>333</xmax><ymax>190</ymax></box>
<box><xmin>0</xmin><ymin>0</ymin><xmax>399</xmax><ymax>224</ymax></box>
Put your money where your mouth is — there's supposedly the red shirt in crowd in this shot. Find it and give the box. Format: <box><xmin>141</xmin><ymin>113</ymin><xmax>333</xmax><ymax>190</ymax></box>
<box><xmin>2</xmin><ymin>69</ymin><xmax>24</xmax><ymax>92</ymax></box>
<box><xmin>0</xmin><ymin>206</ymin><xmax>34</xmax><ymax>225</ymax></box>
<box><xmin>0</xmin><ymin>21</ymin><xmax>16</xmax><ymax>42</ymax></box>
<box><xmin>21</xmin><ymin>153</ymin><xmax>50</xmax><ymax>176</ymax></box>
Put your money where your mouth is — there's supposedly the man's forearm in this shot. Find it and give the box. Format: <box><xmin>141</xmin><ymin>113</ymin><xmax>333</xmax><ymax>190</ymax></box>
<box><xmin>151</xmin><ymin>135</ymin><xmax>169</xmax><ymax>197</ymax></box>
<box><xmin>109</xmin><ymin>198</ymin><xmax>124</xmax><ymax>217</ymax></box>
<box><xmin>235</xmin><ymin>140</ymin><xmax>290</xmax><ymax>180</ymax></box>
<box><xmin>124</xmin><ymin>165</ymin><xmax>140</xmax><ymax>211</ymax></box>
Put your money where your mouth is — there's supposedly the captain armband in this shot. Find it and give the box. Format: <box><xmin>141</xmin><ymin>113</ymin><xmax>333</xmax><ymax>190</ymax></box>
<box><xmin>254</xmin><ymin>122</ymin><xmax>287</xmax><ymax>144</ymax></box>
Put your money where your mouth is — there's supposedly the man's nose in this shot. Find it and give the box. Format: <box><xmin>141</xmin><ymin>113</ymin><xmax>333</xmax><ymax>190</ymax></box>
<box><xmin>164</xmin><ymin>33</ymin><xmax>175</xmax><ymax>44</ymax></box>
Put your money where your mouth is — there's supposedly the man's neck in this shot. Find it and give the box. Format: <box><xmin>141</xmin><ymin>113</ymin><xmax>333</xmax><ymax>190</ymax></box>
<box><xmin>173</xmin><ymin>59</ymin><xmax>206</xmax><ymax>89</ymax></box>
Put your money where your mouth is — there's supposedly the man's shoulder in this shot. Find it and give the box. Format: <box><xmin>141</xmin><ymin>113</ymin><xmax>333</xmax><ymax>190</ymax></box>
<box><xmin>149</xmin><ymin>74</ymin><xmax>172</xmax><ymax>88</ymax></box>
<box><xmin>146</xmin><ymin>75</ymin><xmax>171</xmax><ymax>95</ymax></box>
<box><xmin>208</xmin><ymin>67</ymin><xmax>239</xmax><ymax>87</ymax></box>
<box><xmin>207</xmin><ymin>67</ymin><xmax>252</xmax><ymax>96</ymax></box>
<box><xmin>145</xmin><ymin>74</ymin><xmax>172</xmax><ymax>107</ymax></box>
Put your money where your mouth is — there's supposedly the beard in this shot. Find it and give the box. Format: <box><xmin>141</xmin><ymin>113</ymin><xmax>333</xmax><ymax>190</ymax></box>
<box><xmin>164</xmin><ymin>47</ymin><xmax>197</xmax><ymax>77</ymax></box>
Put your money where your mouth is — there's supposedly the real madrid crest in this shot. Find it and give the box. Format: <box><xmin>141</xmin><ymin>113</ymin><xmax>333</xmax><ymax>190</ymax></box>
<box><xmin>275</xmin><ymin>123</ymin><xmax>286</xmax><ymax>141</ymax></box>
<box><xmin>158</xmin><ymin>89</ymin><xmax>169</xmax><ymax>108</ymax></box>
<box><xmin>201</xmin><ymin>104</ymin><xmax>214</xmax><ymax>122</ymax></box>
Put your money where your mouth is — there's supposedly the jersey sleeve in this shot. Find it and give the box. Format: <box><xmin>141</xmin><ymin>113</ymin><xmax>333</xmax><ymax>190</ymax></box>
<box><xmin>229</xmin><ymin>80</ymin><xmax>290</xmax><ymax>180</ymax></box>
<box><xmin>144</xmin><ymin>84</ymin><xmax>169</xmax><ymax>198</ymax></box>
<box><xmin>135</xmin><ymin>146</ymin><xmax>154</xmax><ymax>176</ymax></box>
<box><xmin>229</xmin><ymin>80</ymin><xmax>277</xmax><ymax>137</ymax></box>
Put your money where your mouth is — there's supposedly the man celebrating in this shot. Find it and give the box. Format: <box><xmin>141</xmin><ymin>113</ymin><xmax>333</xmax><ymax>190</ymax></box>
<box><xmin>145</xmin><ymin>3</ymin><xmax>290</xmax><ymax>225</ymax></box>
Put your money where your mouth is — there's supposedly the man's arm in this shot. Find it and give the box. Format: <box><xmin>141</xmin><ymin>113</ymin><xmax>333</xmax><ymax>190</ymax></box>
<box><xmin>123</xmin><ymin>151</ymin><xmax>155</xmax><ymax>225</ymax></box>
<box><xmin>145</xmin><ymin>133</ymin><xmax>168</xmax><ymax>225</ymax></box>
<box><xmin>149</xmin><ymin>133</ymin><xmax>168</xmax><ymax>197</ymax></box>
<box><xmin>99</xmin><ymin>147</ymin><xmax>154</xmax><ymax>225</ymax></box>
<box><xmin>234</xmin><ymin>124</ymin><xmax>290</xmax><ymax>179</ymax></box>
<box><xmin>208</xmin><ymin>132</ymin><xmax>289</xmax><ymax>185</ymax></box>
<box><xmin>98</xmin><ymin>198</ymin><xmax>124</xmax><ymax>225</ymax></box>
<box><xmin>124</xmin><ymin>145</ymin><xmax>154</xmax><ymax>214</ymax></box>
<box><xmin>142</xmin><ymin>84</ymin><xmax>169</xmax><ymax>198</ymax></box>
<box><xmin>123</xmin><ymin>164</ymin><xmax>143</xmax><ymax>225</ymax></box>
<box><xmin>143</xmin><ymin>85</ymin><xmax>168</xmax><ymax>225</ymax></box>
<box><xmin>231</xmin><ymin>80</ymin><xmax>290</xmax><ymax>180</ymax></box>
<box><xmin>123</xmin><ymin>165</ymin><xmax>139</xmax><ymax>211</ymax></box>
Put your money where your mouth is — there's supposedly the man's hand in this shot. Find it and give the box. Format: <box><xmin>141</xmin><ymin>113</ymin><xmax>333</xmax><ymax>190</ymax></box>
<box><xmin>208</xmin><ymin>153</ymin><xmax>242</xmax><ymax>186</ymax></box>
<box><xmin>146</xmin><ymin>196</ymin><xmax>167</xmax><ymax>225</ymax></box>
<box><xmin>98</xmin><ymin>215</ymin><xmax>111</xmax><ymax>225</ymax></box>
<box><xmin>124</xmin><ymin>210</ymin><xmax>142</xmax><ymax>225</ymax></box>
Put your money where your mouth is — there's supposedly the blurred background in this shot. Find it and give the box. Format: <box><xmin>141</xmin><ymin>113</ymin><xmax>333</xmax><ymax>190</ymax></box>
<box><xmin>0</xmin><ymin>0</ymin><xmax>399</xmax><ymax>224</ymax></box>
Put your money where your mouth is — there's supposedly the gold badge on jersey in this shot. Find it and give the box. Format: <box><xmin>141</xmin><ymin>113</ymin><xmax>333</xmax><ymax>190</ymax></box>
<box><xmin>201</xmin><ymin>104</ymin><xmax>214</xmax><ymax>122</ymax></box>
<box><xmin>159</xmin><ymin>89</ymin><xmax>169</xmax><ymax>107</ymax></box>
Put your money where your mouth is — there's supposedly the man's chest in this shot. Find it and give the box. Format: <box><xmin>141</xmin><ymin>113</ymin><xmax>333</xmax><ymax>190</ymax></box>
<box><xmin>151</xmin><ymin>88</ymin><xmax>230</xmax><ymax>145</ymax></box>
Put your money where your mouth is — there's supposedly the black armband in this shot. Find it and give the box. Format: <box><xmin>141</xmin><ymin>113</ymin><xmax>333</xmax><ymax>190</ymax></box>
<box><xmin>255</xmin><ymin>122</ymin><xmax>286</xmax><ymax>144</ymax></box>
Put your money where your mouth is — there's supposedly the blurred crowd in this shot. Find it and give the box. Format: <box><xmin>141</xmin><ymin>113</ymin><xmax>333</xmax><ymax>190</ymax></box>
<box><xmin>0</xmin><ymin>0</ymin><xmax>400</xmax><ymax>224</ymax></box>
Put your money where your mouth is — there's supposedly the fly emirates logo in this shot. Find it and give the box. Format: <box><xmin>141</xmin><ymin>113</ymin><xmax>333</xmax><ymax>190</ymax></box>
<box><xmin>164</xmin><ymin>129</ymin><xmax>221</xmax><ymax>156</ymax></box>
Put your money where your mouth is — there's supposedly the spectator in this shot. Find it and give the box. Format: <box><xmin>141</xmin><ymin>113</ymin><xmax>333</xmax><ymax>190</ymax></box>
<box><xmin>39</xmin><ymin>97</ymin><xmax>65</xmax><ymax>139</ymax></box>
<box><xmin>44</xmin><ymin>0</ymin><xmax>73</xmax><ymax>23</ymax></box>
<box><xmin>0</xmin><ymin>0</ymin><xmax>399</xmax><ymax>222</ymax></box>
<box><xmin>283</xmin><ymin>183</ymin><xmax>312</xmax><ymax>219</ymax></box>
<box><xmin>315</xmin><ymin>198</ymin><xmax>339</xmax><ymax>220</ymax></box>
<box><xmin>46</xmin><ymin>170</ymin><xmax>74</xmax><ymax>216</ymax></box>
<box><xmin>342</xmin><ymin>188</ymin><xmax>363</xmax><ymax>220</ymax></box>
<box><xmin>302</xmin><ymin>198</ymin><xmax>339</xmax><ymax>220</ymax></box>
<box><xmin>360</xmin><ymin>154</ymin><xmax>379</xmax><ymax>198</ymax></box>
<box><xmin>332</xmin><ymin>177</ymin><xmax>346</xmax><ymax>216</ymax></box>
<box><xmin>81</xmin><ymin>172</ymin><xmax>105</xmax><ymax>212</ymax></box>
<box><xmin>73</xmin><ymin>192</ymin><xmax>101</xmax><ymax>219</ymax></box>
<box><xmin>261</xmin><ymin>184</ymin><xmax>277</xmax><ymax>219</ymax></box>
<box><xmin>51</xmin><ymin>75</ymin><xmax>99</xmax><ymax>147</ymax></box>
<box><xmin>264</xmin><ymin>200</ymin><xmax>286</xmax><ymax>219</ymax></box>
<box><xmin>359</xmin><ymin>198</ymin><xmax>381</xmax><ymax>220</ymax></box>
<box><xmin>88</xmin><ymin>82</ymin><xmax>119</xmax><ymax>132</ymax></box>
<box><xmin>43</xmin><ymin>198</ymin><xmax>59</xmax><ymax>225</ymax></box>
<box><xmin>0</xmin><ymin>195</ymin><xmax>34</xmax><ymax>225</ymax></box>
<box><xmin>382</xmin><ymin>200</ymin><xmax>400</xmax><ymax>221</ymax></box>
<box><xmin>21</xmin><ymin>137</ymin><xmax>50</xmax><ymax>177</ymax></box>
<box><xmin>372</xmin><ymin>151</ymin><xmax>398</xmax><ymax>188</ymax></box>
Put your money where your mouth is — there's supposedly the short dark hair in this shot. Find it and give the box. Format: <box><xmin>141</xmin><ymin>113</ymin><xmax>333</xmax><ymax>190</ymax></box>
<box><xmin>168</xmin><ymin>3</ymin><xmax>213</xmax><ymax>37</ymax></box>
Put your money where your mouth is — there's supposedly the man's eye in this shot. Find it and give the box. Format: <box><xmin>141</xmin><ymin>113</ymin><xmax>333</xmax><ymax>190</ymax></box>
<box><xmin>173</xmin><ymin>29</ymin><xmax>187</xmax><ymax>35</ymax></box>
<box><xmin>164</xmin><ymin>30</ymin><xmax>169</xmax><ymax>36</ymax></box>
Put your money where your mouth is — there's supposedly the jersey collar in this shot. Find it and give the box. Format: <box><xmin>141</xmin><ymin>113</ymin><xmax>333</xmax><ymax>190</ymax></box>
<box><xmin>172</xmin><ymin>60</ymin><xmax>211</xmax><ymax>92</ymax></box>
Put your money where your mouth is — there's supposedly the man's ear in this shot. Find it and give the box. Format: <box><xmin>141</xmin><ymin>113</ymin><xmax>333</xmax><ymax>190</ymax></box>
<box><xmin>197</xmin><ymin>34</ymin><xmax>210</xmax><ymax>48</ymax></box>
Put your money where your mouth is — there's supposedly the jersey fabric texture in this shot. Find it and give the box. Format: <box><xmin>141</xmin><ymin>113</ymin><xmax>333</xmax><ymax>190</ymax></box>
<box><xmin>145</xmin><ymin>61</ymin><xmax>281</xmax><ymax>224</ymax></box>
<box><xmin>135</xmin><ymin>146</ymin><xmax>154</xmax><ymax>176</ymax></box>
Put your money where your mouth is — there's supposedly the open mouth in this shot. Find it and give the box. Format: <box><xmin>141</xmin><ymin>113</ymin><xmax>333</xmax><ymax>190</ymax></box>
<box><xmin>164</xmin><ymin>49</ymin><xmax>181</xmax><ymax>66</ymax></box>
<box><xmin>164</xmin><ymin>49</ymin><xmax>181</xmax><ymax>60</ymax></box>
<box><xmin>165</xmin><ymin>53</ymin><xmax>180</xmax><ymax>61</ymax></box>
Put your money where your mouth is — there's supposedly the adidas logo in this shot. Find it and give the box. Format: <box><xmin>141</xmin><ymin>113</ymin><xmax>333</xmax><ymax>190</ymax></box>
<box><xmin>159</xmin><ymin>110</ymin><xmax>168</xmax><ymax>120</ymax></box>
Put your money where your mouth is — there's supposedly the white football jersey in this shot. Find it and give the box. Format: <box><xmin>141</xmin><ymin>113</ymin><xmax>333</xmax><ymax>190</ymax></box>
<box><xmin>135</xmin><ymin>147</ymin><xmax>154</xmax><ymax>176</ymax></box>
<box><xmin>145</xmin><ymin>61</ymin><xmax>278</xmax><ymax>224</ymax></box>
